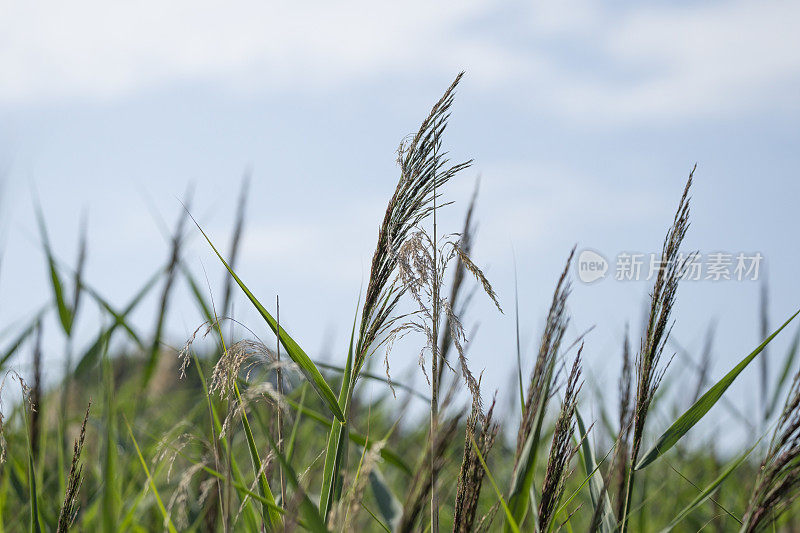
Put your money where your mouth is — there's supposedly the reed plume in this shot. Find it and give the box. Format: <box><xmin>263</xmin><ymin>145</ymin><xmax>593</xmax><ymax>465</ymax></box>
<box><xmin>515</xmin><ymin>247</ymin><xmax>574</xmax><ymax>459</ymax></box>
<box><xmin>57</xmin><ymin>402</ymin><xmax>91</xmax><ymax>533</ymax></box>
<box><xmin>538</xmin><ymin>349</ymin><xmax>582</xmax><ymax>532</ymax></box>
<box><xmin>355</xmin><ymin>72</ymin><xmax>471</xmax><ymax>377</ymax></box>
<box><xmin>453</xmin><ymin>395</ymin><xmax>499</xmax><ymax>533</ymax></box>
<box><xmin>620</xmin><ymin>166</ymin><xmax>694</xmax><ymax>531</ymax></box>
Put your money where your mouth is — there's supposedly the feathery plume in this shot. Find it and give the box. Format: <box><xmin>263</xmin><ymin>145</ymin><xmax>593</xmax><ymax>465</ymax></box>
<box><xmin>621</xmin><ymin>166</ymin><xmax>694</xmax><ymax>531</ymax></box>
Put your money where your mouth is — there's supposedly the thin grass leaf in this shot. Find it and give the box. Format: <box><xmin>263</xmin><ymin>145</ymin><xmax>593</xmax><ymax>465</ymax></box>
<box><xmin>575</xmin><ymin>410</ymin><xmax>615</xmax><ymax>532</ymax></box>
<box><xmin>286</xmin><ymin>384</ymin><xmax>308</xmax><ymax>464</ymax></box>
<box><xmin>767</xmin><ymin>325</ymin><xmax>800</xmax><ymax>418</ymax></box>
<box><xmin>191</xmin><ymin>216</ymin><xmax>345</xmax><ymax>422</ymax></box>
<box><xmin>506</xmin><ymin>365</ymin><xmax>553</xmax><ymax>529</ymax></box>
<box><xmin>471</xmin><ymin>434</ymin><xmax>520</xmax><ymax>533</ymax></box>
<box><xmin>262</xmin><ymin>421</ymin><xmax>330</xmax><ymax>533</ymax></box>
<box><xmin>35</xmin><ymin>203</ymin><xmax>73</xmax><ymax>336</ymax></box>
<box><xmin>369</xmin><ymin>468</ymin><xmax>402</xmax><ymax>532</ymax></box>
<box><xmin>320</xmin><ymin>299</ymin><xmax>359</xmax><ymax>518</ymax></box>
<box><xmin>0</xmin><ymin>311</ymin><xmax>44</xmax><ymax>368</ymax></box>
<box><xmin>143</xmin><ymin>192</ymin><xmax>192</xmax><ymax>387</ymax></box>
<box><xmin>182</xmin><ymin>264</ymin><xmax>214</xmax><ymax>325</ymax></box>
<box><xmin>362</xmin><ymin>502</ymin><xmax>393</xmax><ymax>533</ymax></box>
<box><xmin>233</xmin><ymin>382</ymin><xmax>281</xmax><ymax>528</ymax></box>
<box><xmin>283</xmin><ymin>398</ymin><xmax>411</xmax><ymax>476</ymax></box>
<box><xmin>659</xmin><ymin>440</ymin><xmax>759</xmax><ymax>532</ymax></box>
<box><xmin>101</xmin><ymin>345</ymin><xmax>118</xmax><ymax>533</ymax></box>
<box><xmin>75</xmin><ymin>270</ymin><xmax>161</xmax><ymax>375</ymax></box>
<box><xmin>22</xmin><ymin>398</ymin><xmax>41</xmax><ymax>533</ymax></box>
<box><xmin>192</xmin><ymin>353</ymin><xmax>262</xmax><ymax>526</ymax></box>
<box><xmin>314</xmin><ymin>361</ymin><xmax>428</xmax><ymax>401</ymax></box>
<box><xmin>123</xmin><ymin>418</ymin><xmax>177</xmax><ymax>533</ymax></box>
<box><xmin>28</xmin><ymin>454</ymin><xmax>41</xmax><ymax>533</ymax></box>
<box><xmin>637</xmin><ymin>308</ymin><xmax>800</xmax><ymax>470</ymax></box>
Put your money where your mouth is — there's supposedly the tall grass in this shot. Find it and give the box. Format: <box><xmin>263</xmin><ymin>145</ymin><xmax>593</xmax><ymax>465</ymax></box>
<box><xmin>0</xmin><ymin>75</ymin><xmax>797</xmax><ymax>532</ymax></box>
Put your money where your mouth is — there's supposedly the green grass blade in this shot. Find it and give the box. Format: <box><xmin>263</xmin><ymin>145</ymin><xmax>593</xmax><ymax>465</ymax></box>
<box><xmin>575</xmin><ymin>410</ymin><xmax>616</xmax><ymax>532</ymax></box>
<box><xmin>193</xmin><ymin>354</ymin><xmax>261</xmax><ymax>526</ymax></box>
<box><xmin>143</xmin><ymin>200</ymin><xmax>191</xmax><ymax>387</ymax></box>
<box><xmin>658</xmin><ymin>440</ymin><xmax>759</xmax><ymax>532</ymax></box>
<box><xmin>124</xmin><ymin>418</ymin><xmax>177</xmax><ymax>533</ymax></box>
<box><xmin>368</xmin><ymin>468</ymin><xmax>402</xmax><ymax>532</ymax></box>
<box><xmin>182</xmin><ymin>265</ymin><xmax>215</xmax><ymax>325</ymax></box>
<box><xmin>75</xmin><ymin>270</ymin><xmax>160</xmax><ymax>376</ymax></box>
<box><xmin>313</xmin><ymin>361</ymin><xmax>428</xmax><ymax>401</ymax></box>
<box><xmin>286</xmin><ymin>384</ymin><xmax>307</xmax><ymax>463</ymax></box>
<box><xmin>262</xmin><ymin>421</ymin><xmax>330</xmax><ymax>533</ymax></box>
<box><xmin>233</xmin><ymin>382</ymin><xmax>281</xmax><ymax>528</ymax></box>
<box><xmin>319</xmin><ymin>299</ymin><xmax>358</xmax><ymax>518</ymax></box>
<box><xmin>22</xmin><ymin>401</ymin><xmax>41</xmax><ymax>533</ymax></box>
<box><xmin>637</xmin><ymin>308</ymin><xmax>800</xmax><ymax>470</ymax></box>
<box><xmin>282</xmin><ymin>399</ymin><xmax>411</xmax><ymax>476</ymax></box>
<box><xmin>192</xmin><ymin>217</ymin><xmax>345</xmax><ymax>422</ymax></box>
<box><xmin>27</xmin><ymin>454</ymin><xmax>41</xmax><ymax>533</ymax></box>
<box><xmin>506</xmin><ymin>362</ymin><xmax>554</xmax><ymax>530</ymax></box>
<box><xmin>35</xmin><ymin>204</ymin><xmax>73</xmax><ymax>336</ymax></box>
<box><xmin>471</xmin><ymin>434</ymin><xmax>520</xmax><ymax>533</ymax></box>
<box><xmin>767</xmin><ymin>325</ymin><xmax>800</xmax><ymax>418</ymax></box>
<box><xmin>101</xmin><ymin>345</ymin><xmax>118</xmax><ymax>533</ymax></box>
<box><xmin>0</xmin><ymin>311</ymin><xmax>44</xmax><ymax>369</ymax></box>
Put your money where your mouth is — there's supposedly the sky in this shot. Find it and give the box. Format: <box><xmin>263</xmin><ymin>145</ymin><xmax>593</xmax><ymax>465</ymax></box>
<box><xmin>1</xmin><ymin>0</ymin><xmax>799</xmax><ymax>448</ymax></box>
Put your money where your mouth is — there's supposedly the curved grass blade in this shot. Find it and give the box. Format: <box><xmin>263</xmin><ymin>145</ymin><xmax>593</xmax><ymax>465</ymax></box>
<box><xmin>191</xmin><ymin>217</ymin><xmax>345</xmax><ymax>422</ymax></box>
<box><xmin>637</xmin><ymin>308</ymin><xmax>800</xmax><ymax>470</ymax></box>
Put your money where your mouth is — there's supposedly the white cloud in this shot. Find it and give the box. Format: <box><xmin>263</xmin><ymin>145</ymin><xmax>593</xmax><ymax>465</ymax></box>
<box><xmin>542</xmin><ymin>0</ymin><xmax>800</xmax><ymax>121</ymax></box>
<box><xmin>1</xmin><ymin>0</ymin><xmax>799</xmax><ymax>123</ymax></box>
<box><xmin>0</xmin><ymin>0</ymin><xmax>499</xmax><ymax>102</ymax></box>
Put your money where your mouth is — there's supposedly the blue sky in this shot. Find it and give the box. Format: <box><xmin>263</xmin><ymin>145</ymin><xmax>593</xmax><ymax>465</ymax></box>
<box><xmin>1</xmin><ymin>0</ymin><xmax>799</xmax><ymax>446</ymax></box>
